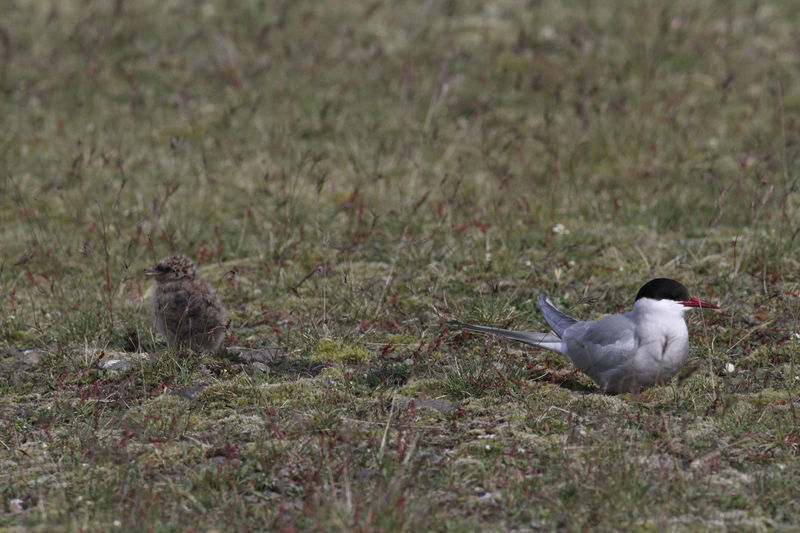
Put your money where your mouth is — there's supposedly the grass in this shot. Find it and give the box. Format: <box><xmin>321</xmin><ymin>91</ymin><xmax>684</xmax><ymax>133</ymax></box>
<box><xmin>2</xmin><ymin>0</ymin><xmax>800</xmax><ymax>530</ymax></box>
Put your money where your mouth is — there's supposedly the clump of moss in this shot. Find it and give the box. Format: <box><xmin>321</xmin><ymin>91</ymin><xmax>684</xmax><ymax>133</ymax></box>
<box><xmin>198</xmin><ymin>378</ymin><xmax>332</xmax><ymax>409</ymax></box>
<box><xmin>383</xmin><ymin>334</ymin><xmax>418</xmax><ymax>345</ymax></box>
<box><xmin>397</xmin><ymin>377</ymin><xmax>441</xmax><ymax>397</ymax></box>
<box><xmin>310</xmin><ymin>338</ymin><xmax>374</xmax><ymax>365</ymax></box>
<box><xmin>3</xmin><ymin>328</ymin><xmax>34</xmax><ymax>345</ymax></box>
<box><xmin>746</xmin><ymin>388</ymin><xmax>790</xmax><ymax>408</ymax></box>
<box><xmin>738</xmin><ymin>345</ymin><xmax>794</xmax><ymax>368</ymax></box>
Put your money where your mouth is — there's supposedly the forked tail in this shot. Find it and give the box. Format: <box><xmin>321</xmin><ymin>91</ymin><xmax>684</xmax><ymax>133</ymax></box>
<box><xmin>449</xmin><ymin>321</ymin><xmax>564</xmax><ymax>354</ymax></box>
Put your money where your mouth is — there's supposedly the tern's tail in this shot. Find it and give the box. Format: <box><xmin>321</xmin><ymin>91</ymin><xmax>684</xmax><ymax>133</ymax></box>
<box><xmin>537</xmin><ymin>293</ymin><xmax>578</xmax><ymax>337</ymax></box>
<box><xmin>449</xmin><ymin>322</ymin><xmax>564</xmax><ymax>354</ymax></box>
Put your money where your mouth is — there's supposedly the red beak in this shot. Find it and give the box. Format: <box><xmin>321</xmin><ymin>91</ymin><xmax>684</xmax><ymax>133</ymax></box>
<box><xmin>681</xmin><ymin>297</ymin><xmax>718</xmax><ymax>309</ymax></box>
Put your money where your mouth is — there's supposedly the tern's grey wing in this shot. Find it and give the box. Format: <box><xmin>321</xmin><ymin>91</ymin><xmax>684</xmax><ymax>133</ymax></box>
<box><xmin>561</xmin><ymin>313</ymin><xmax>638</xmax><ymax>388</ymax></box>
<box><xmin>538</xmin><ymin>293</ymin><xmax>578</xmax><ymax>337</ymax></box>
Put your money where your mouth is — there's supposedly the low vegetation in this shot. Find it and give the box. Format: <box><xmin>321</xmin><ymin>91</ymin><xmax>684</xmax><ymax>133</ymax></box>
<box><xmin>2</xmin><ymin>0</ymin><xmax>799</xmax><ymax>530</ymax></box>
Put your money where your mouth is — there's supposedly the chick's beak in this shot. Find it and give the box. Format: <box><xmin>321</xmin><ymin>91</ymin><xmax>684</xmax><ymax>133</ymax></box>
<box><xmin>144</xmin><ymin>267</ymin><xmax>158</xmax><ymax>277</ymax></box>
<box><xmin>681</xmin><ymin>297</ymin><xmax>719</xmax><ymax>309</ymax></box>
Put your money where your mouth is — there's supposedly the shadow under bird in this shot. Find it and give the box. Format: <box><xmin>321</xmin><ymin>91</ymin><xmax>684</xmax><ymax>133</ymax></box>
<box><xmin>145</xmin><ymin>254</ymin><xmax>227</xmax><ymax>353</ymax></box>
<box><xmin>451</xmin><ymin>278</ymin><xmax>718</xmax><ymax>393</ymax></box>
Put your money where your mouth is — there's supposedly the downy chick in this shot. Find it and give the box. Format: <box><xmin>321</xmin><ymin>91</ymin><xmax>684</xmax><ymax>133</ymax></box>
<box><xmin>145</xmin><ymin>254</ymin><xmax>227</xmax><ymax>352</ymax></box>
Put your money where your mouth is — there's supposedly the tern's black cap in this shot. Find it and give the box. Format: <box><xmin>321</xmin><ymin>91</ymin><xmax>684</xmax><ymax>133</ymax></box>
<box><xmin>635</xmin><ymin>278</ymin><xmax>690</xmax><ymax>302</ymax></box>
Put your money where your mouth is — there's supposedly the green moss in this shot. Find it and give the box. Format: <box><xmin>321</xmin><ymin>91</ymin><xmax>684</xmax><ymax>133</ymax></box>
<box><xmin>261</xmin><ymin>379</ymin><xmax>334</xmax><ymax>407</ymax></box>
<box><xmin>3</xmin><ymin>329</ymin><xmax>34</xmax><ymax>345</ymax></box>
<box><xmin>310</xmin><ymin>338</ymin><xmax>374</xmax><ymax>365</ymax></box>
<box><xmin>746</xmin><ymin>388</ymin><xmax>790</xmax><ymax>408</ymax></box>
<box><xmin>318</xmin><ymin>365</ymin><xmax>345</xmax><ymax>379</ymax></box>
<box><xmin>383</xmin><ymin>334</ymin><xmax>418</xmax><ymax>345</ymax></box>
<box><xmin>397</xmin><ymin>377</ymin><xmax>442</xmax><ymax>397</ymax></box>
<box><xmin>197</xmin><ymin>378</ymin><xmax>335</xmax><ymax>410</ymax></box>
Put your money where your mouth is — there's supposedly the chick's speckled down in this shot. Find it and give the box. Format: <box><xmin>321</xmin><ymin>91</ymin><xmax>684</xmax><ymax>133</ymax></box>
<box><xmin>146</xmin><ymin>254</ymin><xmax>227</xmax><ymax>352</ymax></box>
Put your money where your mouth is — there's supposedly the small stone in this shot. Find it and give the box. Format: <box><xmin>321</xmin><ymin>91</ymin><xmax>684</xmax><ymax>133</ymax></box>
<box><xmin>21</xmin><ymin>349</ymin><xmax>47</xmax><ymax>365</ymax></box>
<box><xmin>171</xmin><ymin>385</ymin><xmax>209</xmax><ymax>401</ymax></box>
<box><xmin>101</xmin><ymin>359</ymin><xmax>133</xmax><ymax>372</ymax></box>
<box><xmin>9</xmin><ymin>498</ymin><xmax>24</xmax><ymax>513</ymax></box>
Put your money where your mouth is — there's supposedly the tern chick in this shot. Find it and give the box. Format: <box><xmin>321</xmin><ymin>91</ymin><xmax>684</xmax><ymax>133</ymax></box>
<box><xmin>145</xmin><ymin>254</ymin><xmax>227</xmax><ymax>353</ymax></box>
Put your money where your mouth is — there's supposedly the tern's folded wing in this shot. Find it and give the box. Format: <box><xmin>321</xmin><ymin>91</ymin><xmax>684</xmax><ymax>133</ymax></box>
<box><xmin>538</xmin><ymin>293</ymin><xmax>578</xmax><ymax>337</ymax></box>
<box><xmin>561</xmin><ymin>314</ymin><xmax>637</xmax><ymax>376</ymax></box>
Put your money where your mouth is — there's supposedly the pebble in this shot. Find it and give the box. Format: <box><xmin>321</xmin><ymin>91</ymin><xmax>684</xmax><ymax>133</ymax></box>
<box><xmin>9</xmin><ymin>498</ymin><xmax>24</xmax><ymax>513</ymax></box>
<box><xmin>101</xmin><ymin>359</ymin><xmax>133</xmax><ymax>372</ymax></box>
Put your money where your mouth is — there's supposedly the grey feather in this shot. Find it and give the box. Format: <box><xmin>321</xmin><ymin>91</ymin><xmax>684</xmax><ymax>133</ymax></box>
<box><xmin>560</xmin><ymin>314</ymin><xmax>636</xmax><ymax>374</ymax></box>
<box><xmin>537</xmin><ymin>293</ymin><xmax>578</xmax><ymax>337</ymax></box>
<box><xmin>449</xmin><ymin>321</ymin><xmax>563</xmax><ymax>353</ymax></box>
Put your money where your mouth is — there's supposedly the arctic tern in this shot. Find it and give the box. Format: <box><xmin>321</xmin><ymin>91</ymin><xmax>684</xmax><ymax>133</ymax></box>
<box><xmin>451</xmin><ymin>278</ymin><xmax>718</xmax><ymax>393</ymax></box>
